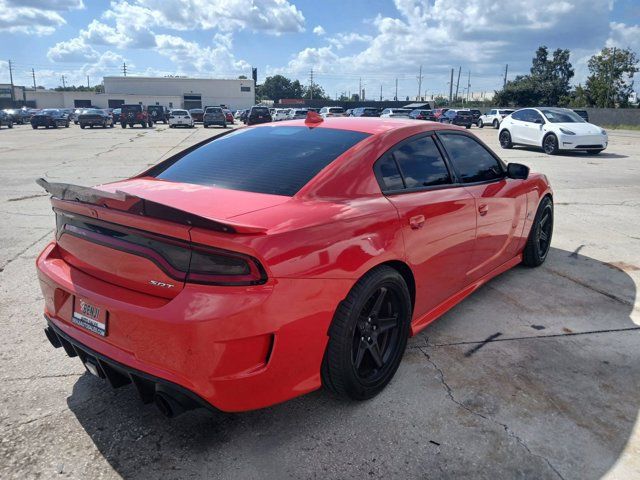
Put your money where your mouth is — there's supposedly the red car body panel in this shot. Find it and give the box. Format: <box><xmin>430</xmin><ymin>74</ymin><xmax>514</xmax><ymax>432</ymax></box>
<box><xmin>37</xmin><ymin>117</ymin><xmax>552</xmax><ymax>412</ymax></box>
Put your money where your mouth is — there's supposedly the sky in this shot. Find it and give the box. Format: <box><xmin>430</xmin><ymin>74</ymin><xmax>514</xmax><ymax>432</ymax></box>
<box><xmin>0</xmin><ymin>0</ymin><xmax>639</xmax><ymax>100</ymax></box>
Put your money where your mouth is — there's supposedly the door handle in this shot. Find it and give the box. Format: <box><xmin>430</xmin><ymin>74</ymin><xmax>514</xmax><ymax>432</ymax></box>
<box><xmin>409</xmin><ymin>215</ymin><xmax>425</xmax><ymax>229</ymax></box>
<box><xmin>478</xmin><ymin>204</ymin><xmax>489</xmax><ymax>216</ymax></box>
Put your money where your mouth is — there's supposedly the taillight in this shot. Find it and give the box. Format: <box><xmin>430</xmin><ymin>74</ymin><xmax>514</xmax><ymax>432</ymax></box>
<box><xmin>187</xmin><ymin>247</ymin><xmax>266</xmax><ymax>285</ymax></box>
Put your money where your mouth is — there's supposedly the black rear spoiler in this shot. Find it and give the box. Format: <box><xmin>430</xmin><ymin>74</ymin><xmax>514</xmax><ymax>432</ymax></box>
<box><xmin>36</xmin><ymin>178</ymin><xmax>265</xmax><ymax>234</ymax></box>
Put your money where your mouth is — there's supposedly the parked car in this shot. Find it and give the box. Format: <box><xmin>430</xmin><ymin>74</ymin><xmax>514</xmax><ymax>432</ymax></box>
<box><xmin>319</xmin><ymin>106</ymin><xmax>346</xmax><ymax>118</ymax></box>
<box><xmin>148</xmin><ymin>106</ymin><xmax>169</xmax><ymax>124</ymax></box>
<box><xmin>409</xmin><ymin>109</ymin><xmax>436</xmax><ymax>121</ymax></box>
<box><xmin>120</xmin><ymin>104</ymin><xmax>152</xmax><ymax>128</ymax></box>
<box><xmin>439</xmin><ymin>109</ymin><xmax>473</xmax><ymax>128</ymax></box>
<box><xmin>3</xmin><ymin>108</ymin><xmax>29</xmax><ymax>124</ymax></box>
<box><xmin>223</xmin><ymin>109</ymin><xmax>234</xmax><ymax>123</ymax></box>
<box><xmin>573</xmin><ymin>109</ymin><xmax>589</xmax><ymax>122</ymax></box>
<box><xmin>380</xmin><ymin>108</ymin><xmax>412</xmax><ymax>118</ymax></box>
<box><xmin>288</xmin><ymin>108</ymin><xmax>309</xmax><ymax>120</ymax></box>
<box><xmin>72</xmin><ymin>108</ymin><xmax>86</xmax><ymax>124</ymax></box>
<box><xmin>239</xmin><ymin>109</ymin><xmax>249</xmax><ymax>123</ymax></box>
<box><xmin>352</xmin><ymin>107</ymin><xmax>380</xmax><ymax>117</ymax></box>
<box><xmin>168</xmin><ymin>109</ymin><xmax>194</xmax><ymax>128</ymax></box>
<box><xmin>432</xmin><ymin>108</ymin><xmax>449</xmax><ymax>120</ymax></box>
<box><xmin>31</xmin><ymin>109</ymin><xmax>69</xmax><ymax>129</ymax></box>
<box><xmin>189</xmin><ymin>109</ymin><xmax>204</xmax><ymax>123</ymax></box>
<box><xmin>272</xmin><ymin>108</ymin><xmax>291</xmax><ymax>121</ymax></box>
<box><xmin>36</xmin><ymin>118</ymin><xmax>552</xmax><ymax>416</ymax></box>
<box><xmin>202</xmin><ymin>107</ymin><xmax>226</xmax><ymax>128</ymax></box>
<box><xmin>0</xmin><ymin>110</ymin><xmax>14</xmax><ymax>129</ymax></box>
<box><xmin>112</xmin><ymin>108</ymin><xmax>121</xmax><ymax>123</ymax></box>
<box><xmin>345</xmin><ymin>109</ymin><xmax>353</xmax><ymax>117</ymax></box>
<box><xmin>477</xmin><ymin>108</ymin><xmax>514</xmax><ymax>128</ymax></box>
<box><xmin>234</xmin><ymin>110</ymin><xmax>244</xmax><ymax>119</ymax></box>
<box><xmin>246</xmin><ymin>106</ymin><xmax>272</xmax><ymax>125</ymax></box>
<box><xmin>499</xmin><ymin>107</ymin><xmax>607</xmax><ymax>155</ymax></box>
<box><xmin>78</xmin><ymin>108</ymin><xmax>113</xmax><ymax>129</ymax></box>
<box><xmin>469</xmin><ymin>109</ymin><xmax>481</xmax><ymax>124</ymax></box>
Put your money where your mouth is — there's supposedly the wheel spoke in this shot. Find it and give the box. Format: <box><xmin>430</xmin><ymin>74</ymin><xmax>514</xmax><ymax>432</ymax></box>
<box><xmin>369</xmin><ymin>287</ymin><xmax>387</xmax><ymax>317</ymax></box>
<box><xmin>354</xmin><ymin>341</ymin><xmax>367</xmax><ymax>369</ymax></box>
<box><xmin>368</xmin><ymin>342</ymin><xmax>384</xmax><ymax>368</ymax></box>
<box><xmin>376</xmin><ymin>315</ymin><xmax>398</xmax><ymax>334</ymax></box>
<box><xmin>540</xmin><ymin>213</ymin><xmax>549</xmax><ymax>227</ymax></box>
<box><xmin>540</xmin><ymin>230</ymin><xmax>549</xmax><ymax>242</ymax></box>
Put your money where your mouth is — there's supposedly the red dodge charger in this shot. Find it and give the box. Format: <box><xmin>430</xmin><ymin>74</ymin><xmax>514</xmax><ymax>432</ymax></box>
<box><xmin>37</xmin><ymin>114</ymin><xmax>553</xmax><ymax>417</ymax></box>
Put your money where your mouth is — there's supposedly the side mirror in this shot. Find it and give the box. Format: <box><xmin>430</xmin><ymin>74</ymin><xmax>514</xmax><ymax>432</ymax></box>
<box><xmin>534</xmin><ymin>118</ymin><xmax>544</xmax><ymax>124</ymax></box>
<box><xmin>507</xmin><ymin>163</ymin><xmax>529</xmax><ymax>180</ymax></box>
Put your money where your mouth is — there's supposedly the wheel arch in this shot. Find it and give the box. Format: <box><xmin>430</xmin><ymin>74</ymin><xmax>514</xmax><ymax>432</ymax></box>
<box><xmin>359</xmin><ymin>260</ymin><xmax>416</xmax><ymax>314</ymax></box>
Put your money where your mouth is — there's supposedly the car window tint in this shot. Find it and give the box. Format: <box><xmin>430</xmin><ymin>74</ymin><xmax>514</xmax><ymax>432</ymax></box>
<box><xmin>438</xmin><ymin>134</ymin><xmax>504</xmax><ymax>184</ymax></box>
<box><xmin>511</xmin><ymin>110</ymin><xmax>527</xmax><ymax>121</ymax></box>
<box><xmin>153</xmin><ymin>126</ymin><xmax>370</xmax><ymax>196</ymax></box>
<box><xmin>374</xmin><ymin>155</ymin><xmax>404</xmax><ymax>191</ymax></box>
<box><xmin>393</xmin><ymin>136</ymin><xmax>451</xmax><ymax>188</ymax></box>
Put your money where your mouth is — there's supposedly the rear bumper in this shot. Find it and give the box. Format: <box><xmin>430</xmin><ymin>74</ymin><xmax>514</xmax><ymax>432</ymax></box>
<box><xmin>37</xmin><ymin>242</ymin><xmax>353</xmax><ymax>412</ymax></box>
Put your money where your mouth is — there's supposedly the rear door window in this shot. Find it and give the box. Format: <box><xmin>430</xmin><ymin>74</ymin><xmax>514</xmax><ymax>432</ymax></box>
<box><xmin>152</xmin><ymin>126</ymin><xmax>370</xmax><ymax>196</ymax></box>
<box><xmin>438</xmin><ymin>133</ymin><xmax>504</xmax><ymax>184</ymax></box>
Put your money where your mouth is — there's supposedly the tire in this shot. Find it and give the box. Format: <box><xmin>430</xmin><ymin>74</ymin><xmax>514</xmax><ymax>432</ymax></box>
<box><xmin>80</xmin><ymin>124</ymin><xmax>85</xmax><ymax>129</ymax></box>
<box><xmin>492</xmin><ymin>119</ymin><xmax>499</xmax><ymax>129</ymax></box>
<box><xmin>465</xmin><ymin>124</ymin><xmax>471</xmax><ymax>129</ymax></box>
<box><xmin>32</xmin><ymin>125</ymin><xmax>37</xmax><ymax>129</ymax></box>
<box><xmin>109</xmin><ymin>123</ymin><xmax>113</xmax><ymax>128</ymax></box>
<box><xmin>8</xmin><ymin>122</ymin><xmax>13</xmax><ymax>129</ymax></box>
<box><xmin>141</xmin><ymin>122</ymin><xmax>147</xmax><ymax>128</ymax></box>
<box><xmin>499</xmin><ymin>129</ymin><xmax>513</xmax><ymax>149</ymax></box>
<box><xmin>65</xmin><ymin>122</ymin><xmax>69</xmax><ymax>128</ymax></box>
<box><xmin>321</xmin><ymin>265</ymin><xmax>412</xmax><ymax>400</ymax></box>
<box><xmin>102</xmin><ymin>121</ymin><xmax>107</xmax><ymax>129</ymax></box>
<box><xmin>222</xmin><ymin>122</ymin><xmax>227</xmax><ymax>128</ymax></box>
<box><xmin>522</xmin><ymin>196</ymin><xmax>553</xmax><ymax>267</ymax></box>
<box><xmin>121</xmin><ymin>123</ymin><xmax>126</xmax><ymax>129</ymax></box>
<box><xmin>90</xmin><ymin>125</ymin><xmax>94</xmax><ymax>129</ymax></box>
<box><xmin>543</xmin><ymin>134</ymin><xmax>559</xmax><ymax>155</ymax></box>
<box><xmin>52</xmin><ymin>123</ymin><xmax>58</xmax><ymax>129</ymax></box>
<box><xmin>478</xmin><ymin>119</ymin><xmax>484</xmax><ymax>128</ymax></box>
<box><xmin>203</xmin><ymin>124</ymin><xmax>209</xmax><ymax>128</ymax></box>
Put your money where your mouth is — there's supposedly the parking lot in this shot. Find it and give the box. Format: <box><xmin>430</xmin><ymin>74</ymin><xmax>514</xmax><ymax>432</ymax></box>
<box><xmin>0</xmin><ymin>122</ymin><xmax>639</xmax><ymax>479</ymax></box>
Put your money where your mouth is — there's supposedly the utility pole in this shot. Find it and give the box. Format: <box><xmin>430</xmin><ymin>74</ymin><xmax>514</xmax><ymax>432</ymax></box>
<box><xmin>466</xmin><ymin>70</ymin><xmax>471</xmax><ymax>102</ymax></box>
<box><xmin>416</xmin><ymin>65</ymin><xmax>423</xmax><ymax>101</ymax></box>
<box><xmin>503</xmin><ymin>64</ymin><xmax>508</xmax><ymax>88</ymax></box>
<box><xmin>31</xmin><ymin>68</ymin><xmax>36</xmax><ymax>90</ymax></box>
<box><xmin>122</xmin><ymin>62</ymin><xmax>127</xmax><ymax>77</ymax></box>
<box><xmin>454</xmin><ymin>66</ymin><xmax>461</xmax><ymax>103</ymax></box>
<box><xmin>87</xmin><ymin>75</ymin><xmax>90</xmax><ymax>89</ymax></box>
<box><xmin>61</xmin><ymin>75</ymin><xmax>66</xmax><ymax>89</ymax></box>
<box><xmin>8</xmin><ymin>60</ymin><xmax>15</xmax><ymax>102</ymax></box>
<box><xmin>448</xmin><ymin>68</ymin><xmax>454</xmax><ymax>104</ymax></box>
<box><xmin>309</xmin><ymin>68</ymin><xmax>314</xmax><ymax>100</ymax></box>
<box><xmin>358</xmin><ymin>77</ymin><xmax>362</xmax><ymax>100</ymax></box>
<box><xmin>607</xmin><ymin>47</ymin><xmax>616</xmax><ymax>107</ymax></box>
<box><xmin>380</xmin><ymin>84</ymin><xmax>382</xmax><ymax>102</ymax></box>
<box><xmin>395</xmin><ymin>77</ymin><xmax>398</xmax><ymax>101</ymax></box>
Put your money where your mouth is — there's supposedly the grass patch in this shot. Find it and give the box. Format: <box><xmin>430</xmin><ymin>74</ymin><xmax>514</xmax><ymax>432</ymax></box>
<box><xmin>600</xmin><ymin>124</ymin><xmax>640</xmax><ymax>131</ymax></box>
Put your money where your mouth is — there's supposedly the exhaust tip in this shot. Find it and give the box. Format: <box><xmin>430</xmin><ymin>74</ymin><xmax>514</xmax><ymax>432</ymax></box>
<box><xmin>154</xmin><ymin>392</ymin><xmax>174</xmax><ymax>418</ymax></box>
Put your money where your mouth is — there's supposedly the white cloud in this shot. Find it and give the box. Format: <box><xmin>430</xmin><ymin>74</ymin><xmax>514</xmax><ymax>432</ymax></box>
<box><xmin>313</xmin><ymin>25</ymin><xmax>325</xmax><ymax>36</ymax></box>
<box><xmin>0</xmin><ymin>0</ymin><xmax>83</xmax><ymax>35</ymax></box>
<box><xmin>328</xmin><ymin>32</ymin><xmax>373</xmax><ymax>49</ymax></box>
<box><xmin>606</xmin><ymin>22</ymin><xmax>640</xmax><ymax>52</ymax></box>
<box><xmin>47</xmin><ymin>37</ymin><xmax>99</xmax><ymax>62</ymax></box>
<box><xmin>104</xmin><ymin>0</ymin><xmax>305</xmax><ymax>34</ymax></box>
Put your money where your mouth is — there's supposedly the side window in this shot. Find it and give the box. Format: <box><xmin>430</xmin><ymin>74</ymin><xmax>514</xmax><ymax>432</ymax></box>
<box><xmin>438</xmin><ymin>133</ymin><xmax>504</xmax><ymax>184</ymax></box>
<box><xmin>489</xmin><ymin>109</ymin><xmax>496</xmax><ymax>115</ymax></box>
<box><xmin>374</xmin><ymin>154</ymin><xmax>404</xmax><ymax>191</ymax></box>
<box><xmin>529</xmin><ymin>110</ymin><xmax>544</xmax><ymax>123</ymax></box>
<box><xmin>511</xmin><ymin>110</ymin><xmax>527</xmax><ymax>121</ymax></box>
<box><xmin>392</xmin><ymin>136</ymin><xmax>451</xmax><ymax>189</ymax></box>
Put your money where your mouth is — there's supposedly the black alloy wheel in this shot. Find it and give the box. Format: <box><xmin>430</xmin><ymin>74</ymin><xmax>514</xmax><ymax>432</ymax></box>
<box><xmin>499</xmin><ymin>129</ymin><xmax>513</xmax><ymax>149</ymax></box>
<box><xmin>523</xmin><ymin>196</ymin><xmax>554</xmax><ymax>267</ymax></box>
<box><xmin>543</xmin><ymin>134</ymin><xmax>559</xmax><ymax>155</ymax></box>
<box><xmin>322</xmin><ymin>266</ymin><xmax>411</xmax><ymax>400</ymax></box>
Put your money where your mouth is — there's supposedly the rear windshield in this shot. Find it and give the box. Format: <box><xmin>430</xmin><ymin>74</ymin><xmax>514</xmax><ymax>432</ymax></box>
<box><xmin>122</xmin><ymin>105</ymin><xmax>142</xmax><ymax>112</ymax></box>
<box><xmin>457</xmin><ymin>111</ymin><xmax>471</xmax><ymax>116</ymax></box>
<box><xmin>329</xmin><ymin>108</ymin><xmax>345</xmax><ymax>113</ymax></box>
<box><xmin>152</xmin><ymin>126</ymin><xmax>370</xmax><ymax>196</ymax></box>
<box><xmin>172</xmin><ymin>110</ymin><xmax>188</xmax><ymax>115</ymax></box>
<box><xmin>205</xmin><ymin>107</ymin><xmax>222</xmax><ymax>113</ymax></box>
<box><xmin>251</xmin><ymin>107</ymin><xmax>270</xmax><ymax>115</ymax></box>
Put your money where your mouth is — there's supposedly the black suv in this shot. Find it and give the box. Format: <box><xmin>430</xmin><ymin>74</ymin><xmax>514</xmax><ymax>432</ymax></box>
<box><xmin>246</xmin><ymin>106</ymin><xmax>272</xmax><ymax>125</ymax></box>
<box><xmin>147</xmin><ymin>106</ymin><xmax>169</xmax><ymax>124</ymax></box>
<box><xmin>469</xmin><ymin>109</ymin><xmax>481</xmax><ymax>124</ymax></box>
<box><xmin>440</xmin><ymin>109</ymin><xmax>473</xmax><ymax>128</ymax></box>
<box><xmin>120</xmin><ymin>104</ymin><xmax>152</xmax><ymax>128</ymax></box>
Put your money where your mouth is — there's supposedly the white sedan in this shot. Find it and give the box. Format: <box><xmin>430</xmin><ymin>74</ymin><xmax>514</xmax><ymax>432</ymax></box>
<box><xmin>168</xmin><ymin>109</ymin><xmax>194</xmax><ymax>128</ymax></box>
<box><xmin>380</xmin><ymin>108</ymin><xmax>412</xmax><ymax>118</ymax></box>
<box><xmin>499</xmin><ymin>107</ymin><xmax>607</xmax><ymax>155</ymax></box>
<box><xmin>273</xmin><ymin>109</ymin><xmax>291</xmax><ymax>121</ymax></box>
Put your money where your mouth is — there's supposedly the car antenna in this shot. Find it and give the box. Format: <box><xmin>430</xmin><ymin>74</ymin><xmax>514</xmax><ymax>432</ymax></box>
<box><xmin>305</xmin><ymin>110</ymin><xmax>323</xmax><ymax>124</ymax></box>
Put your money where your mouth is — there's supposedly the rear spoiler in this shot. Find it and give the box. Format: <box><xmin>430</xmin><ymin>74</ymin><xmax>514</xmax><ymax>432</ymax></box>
<box><xmin>36</xmin><ymin>178</ymin><xmax>266</xmax><ymax>234</ymax></box>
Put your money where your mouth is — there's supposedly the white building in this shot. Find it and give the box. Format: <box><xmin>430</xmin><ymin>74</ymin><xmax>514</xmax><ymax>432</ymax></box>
<box><xmin>23</xmin><ymin>76</ymin><xmax>255</xmax><ymax>110</ymax></box>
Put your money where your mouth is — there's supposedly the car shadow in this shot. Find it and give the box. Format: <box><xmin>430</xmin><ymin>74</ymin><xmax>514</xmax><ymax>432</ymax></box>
<box><xmin>67</xmin><ymin>247</ymin><xmax>639</xmax><ymax>479</ymax></box>
<box><xmin>511</xmin><ymin>145</ymin><xmax>628</xmax><ymax>159</ymax></box>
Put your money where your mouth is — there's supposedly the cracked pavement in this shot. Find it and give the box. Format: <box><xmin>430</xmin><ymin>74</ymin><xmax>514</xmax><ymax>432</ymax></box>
<box><xmin>0</xmin><ymin>124</ymin><xmax>639</xmax><ymax>479</ymax></box>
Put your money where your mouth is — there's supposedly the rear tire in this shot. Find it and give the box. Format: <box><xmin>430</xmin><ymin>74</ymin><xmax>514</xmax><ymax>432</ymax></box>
<box><xmin>8</xmin><ymin>122</ymin><xmax>13</xmax><ymax>129</ymax></box>
<box><xmin>80</xmin><ymin>124</ymin><xmax>85</xmax><ymax>129</ymax></box>
<box><xmin>522</xmin><ymin>196</ymin><xmax>553</xmax><ymax>267</ymax></box>
<box><xmin>321</xmin><ymin>266</ymin><xmax>412</xmax><ymax>400</ymax></box>
<box><xmin>121</xmin><ymin>123</ymin><xmax>126</xmax><ymax>129</ymax></box>
<box><xmin>478</xmin><ymin>119</ymin><xmax>484</xmax><ymax>128</ymax></box>
<box><xmin>492</xmin><ymin>119</ymin><xmax>499</xmax><ymax>129</ymax></box>
<box><xmin>499</xmin><ymin>129</ymin><xmax>513</xmax><ymax>149</ymax></box>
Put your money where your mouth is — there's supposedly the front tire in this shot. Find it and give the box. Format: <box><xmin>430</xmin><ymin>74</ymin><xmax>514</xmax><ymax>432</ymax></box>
<box><xmin>80</xmin><ymin>124</ymin><xmax>85</xmax><ymax>129</ymax></box>
<box><xmin>492</xmin><ymin>119</ymin><xmax>499</xmax><ymax>129</ymax></box>
<box><xmin>322</xmin><ymin>266</ymin><xmax>412</xmax><ymax>400</ymax></box>
<box><xmin>543</xmin><ymin>134</ymin><xmax>559</xmax><ymax>155</ymax></box>
<box><xmin>522</xmin><ymin>196</ymin><xmax>553</xmax><ymax>267</ymax></box>
<box><xmin>121</xmin><ymin>123</ymin><xmax>126</xmax><ymax>129</ymax></box>
<box><xmin>478</xmin><ymin>119</ymin><xmax>484</xmax><ymax>128</ymax></box>
<box><xmin>499</xmin><ymin>129</ymin><xmax>513</xmax><ymax>149</ymax></box>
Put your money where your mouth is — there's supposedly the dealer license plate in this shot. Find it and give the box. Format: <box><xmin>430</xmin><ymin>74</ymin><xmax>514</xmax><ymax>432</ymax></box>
<box><xmin>72</xmin><ymin>297</ymin><xmax>108</xmax><ymax>336</ymax></box>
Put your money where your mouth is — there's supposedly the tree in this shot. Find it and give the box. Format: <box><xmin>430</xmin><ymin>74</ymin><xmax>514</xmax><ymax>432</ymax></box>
<box><xmin>493</xmin><ymin>46</ymin><xmax>574</xmax><ymax>107</ymax></box>
<box><xmin>303</xmin><ymin>83</ymin><xmax>328</xmax><ymax>100</ymax></box>
<box><xmin>238</xmin><ymin>75</ymin><xmax>247</xmax><ymax>79</ymax></box>
<box><xmin>585</xmin><ymin>47</ymin><xmax>639</xmax><ymax>107</ymax></box>
<box><xmin>256</xmin><ymin>75</ymin><xmax>303</xmax><ymax>101</ymax></box>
